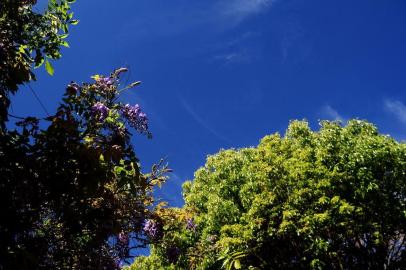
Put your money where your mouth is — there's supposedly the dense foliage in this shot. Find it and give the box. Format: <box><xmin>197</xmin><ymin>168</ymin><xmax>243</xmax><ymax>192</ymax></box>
<box><xmin>0</xmin><ymin>0</ymin><xmax>76</xmax><ymax>129</ymax></box>
<box><xmin>131</xmin><ymin>120</ymin><xmax>406</xmax><ymax>270</ymax></box>
<box><xmin>2</xmin><ymin>1</ymin><xmax>405</xmax><ymax>270</ymax></box>
<box><xmin>0</xmin><ymin>1</ymin><xmax>168</xmax><ymax>269</ymax></box>
<box><xmin>0</xmin><ymin>68</ymin><xmax>169</xmax><ymax>269</ymax></box>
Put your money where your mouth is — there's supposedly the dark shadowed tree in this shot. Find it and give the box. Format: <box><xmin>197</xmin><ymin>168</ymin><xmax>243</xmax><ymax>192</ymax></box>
<box><xmin>0</xmin><ymin>68</ymin><xmax>169</xmax><ymax>269</ymax></box>
<box><xmin>0</xmin><ymin>1</ymin><xmax>168</xmax><ymax>269</ymax></box>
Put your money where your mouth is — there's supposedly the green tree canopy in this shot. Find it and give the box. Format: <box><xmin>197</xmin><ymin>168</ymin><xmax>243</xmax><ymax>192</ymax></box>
<box><xmin>131</xmin><ymin>120</ymin><xmax>406</xmax><ymax>270</ymax></box>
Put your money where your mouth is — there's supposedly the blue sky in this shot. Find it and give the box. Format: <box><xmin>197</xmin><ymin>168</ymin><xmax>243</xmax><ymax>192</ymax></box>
<box><xmin>12</xmin><ymin>0</ymin><xmax>406</xmax><ymax>208</ymax></box>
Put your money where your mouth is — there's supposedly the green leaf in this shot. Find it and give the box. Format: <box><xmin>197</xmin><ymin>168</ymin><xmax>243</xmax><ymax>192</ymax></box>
<box><xmin>34</xmin><ymin>51</ymin><xmax>44</xmax><ymax>68</ymax></box>
<box><xmin>234</xmin><ymin>259</ymin><xmax>241</xmax><ymax>269</ymax></box>
<box><xmin>70</xmin><ymin>19</ymin><xmax>79</xmax><ymax>25</ymax></box>
<box><xmin>35</xmin><ymin>57</ymin><xmax>45</xmax><ymax>68</ymax></box>
<box><xmin>91</xmin><ymin>74</ymin><xmax>101</xmax><ymax>81</ymax></box>
<box><xmin>62</xmin><ymin>23</ymin><xmax>69</xmax><ymax>33</ymax></box>
<box><xmin>45</xmin><ymin>60</ymin><xmax>55</xmax><ymax>76</ymax></box>
<box><xmin>61</xmin><ymin>41</ymin><xmax>70</xmax><ymax>48</ymax></box>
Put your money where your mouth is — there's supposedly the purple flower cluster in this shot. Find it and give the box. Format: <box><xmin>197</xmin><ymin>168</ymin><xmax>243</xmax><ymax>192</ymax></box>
<box><xmin>143</xmin><ymin>219</ymin><xmax>159</xmax><ymax>239</ymax></box>
<box><xmin>118</xmin><ymin>232</ymin><xmax>129</xmax><ymax>246</ymax></box>
<box><xmin>100</xmin><ymin>77</ymin><xmax>114</xmax><ymax>85</ymax></box>
<box><xmin>95</xmin><ymin>76</ymin><xmax>115</xmax><ymax>92</ymax></box>
<box><xmin>114</xmin><ymin>258</ymin><xmax>124</xmax><ymax>269</ymax></box>
<box><xmin>186</xmin><ymin>218</ymin><xmax>197</xmax><ymax>231</ymax></box>
<box><xmin>91</xmin><ymin>102</ymin><xmax>109</xmax><ymax>122</ymax></box>
<box><xmin>121</xmin><ymin>104</ymin><xmax>148</xmax><ymax>133</ymax></box>
<box><xmin>96</xmin><ymin>76</ymin><xmax>114</xmax><ymax>86</ymax></box>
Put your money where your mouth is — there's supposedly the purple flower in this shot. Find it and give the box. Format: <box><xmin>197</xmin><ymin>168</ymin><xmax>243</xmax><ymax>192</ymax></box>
<box><xmin>96</xmin><ymin>76</ymin><xmax>114</xmax><ymax>86</ymax></box>
<box><xmin>114</xmin><ymin>258</ymin><xmax>124</xmax><ymax>269</ymax></box>
<box><xmin>118</xmin><ymin>232</ymin><xmax>129</xmax><ymax>245</ymax></box>
<box><xmin>186</xmin><ymin>218</ymin><xmax>197</xmax><ymax>231</ymax></box>
<box><xmin>101</xmin><ymin>77</ymin><xmax>114</xmax><ymax>85</ymax></box>
<box><xmin>121</xmin><ymin>104</ymin><xmax>148</xmax><ymax>133</ymax></box>
<box><xmin>143</xmin><ymin>219</ymin><xmax>159</xmax><ymax>239</ymax></box>
<box><xmin>95</xmin><ymin>76</ymin><xmax>115</xmax><ymax>92</ymax></box>
<box><xmin>91</xmin><ymin>102</ymin><xmax>109</xmax><ymax>122</ymax></box>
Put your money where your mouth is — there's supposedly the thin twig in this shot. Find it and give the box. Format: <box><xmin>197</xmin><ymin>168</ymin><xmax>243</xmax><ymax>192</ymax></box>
<box><xmin>28</xmin><ymin>83</ymin><xmax>50</xmax><ymax>116</ymax></box>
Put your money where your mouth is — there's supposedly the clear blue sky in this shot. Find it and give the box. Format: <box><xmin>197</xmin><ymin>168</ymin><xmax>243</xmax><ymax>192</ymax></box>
<box><xmin>11</xmin><ymin>0</ymin><xmax>406</xmax><ymax>207</ymax></box>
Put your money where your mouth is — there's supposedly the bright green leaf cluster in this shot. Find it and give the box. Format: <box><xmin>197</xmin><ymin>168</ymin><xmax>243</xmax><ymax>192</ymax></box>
<box><xmin>131</xmin><ymin>120</ymin><xmax>406</xmax><ymax>269</ymax></box>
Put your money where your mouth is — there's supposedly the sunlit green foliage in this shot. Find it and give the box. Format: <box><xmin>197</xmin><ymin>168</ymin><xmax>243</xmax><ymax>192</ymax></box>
<box><xmin>131</xmin><ymin>120</ymin><xmax>406</xmax><ymax>269</ymax></box>
<box><xmin>0</xmin><ymin>0</ymin><xmax>77</xmax><ymax>129</ymax></box>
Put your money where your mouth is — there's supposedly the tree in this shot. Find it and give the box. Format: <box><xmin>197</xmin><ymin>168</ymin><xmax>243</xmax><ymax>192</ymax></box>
<box><xmin>130</xmin><ymin>120</ymin><xmax>406</xmax><ymax>270</ymax></box>
<box><xmin>0</xmin><ymin>1</ymin><xmax>169</xmax><ymax>269</ymax></box>
<box><xmin>0</xmin><ymin>0</ymin><xmax>77</xmax><ymax>130</ymax></box>
<box><xmin>0</xmin><ymin>68</ymin><xmax>169</xmax><ymax>269</ymax></box>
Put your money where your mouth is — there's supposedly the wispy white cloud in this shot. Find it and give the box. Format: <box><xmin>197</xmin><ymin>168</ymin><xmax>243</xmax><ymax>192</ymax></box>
<box><xmin>280</xmin><ymin>19</ymin><xmax>306</xmax><ymax>62</ymax></box>
<box><xmin>212</xmin><ymin>50</ymin><xmax>252</xmax><ymax>64</ymax></box>
<box><xmin>320</xmin><ymin>105</ymin><xmax>345</xmax><ymax>122</ymax></box>
<box><xmin>384</xmin><ymin>99</ymin><xmax>406</xmax><ymax>123</ymax></box>
<box><xmin>209</xmin><ymin>32</ymin><xmax>261</xmax><ymax>65</ymax></box>
<box><xmin>178</xmin><ymin>94</ymin><xmax>231</xmax><ymax>143</ymax></box>
<box><xmin>155</xmin><ymin>172</ymin><xmax>185</xmax><ymax>206</ymax></box>
<box><xmin>214</xmin><ymin>52</ymin><xmax>240</xmax><ymax>62</ymax></box>
<box><xmin>117</xmin><ymin>1</ymin><xmax>276</xmax><ymax>42</ymax></box>
<box><xmin>217</xmin><ymin>0</ymin><xmax>274</xmax><ymax>23</ymax></box>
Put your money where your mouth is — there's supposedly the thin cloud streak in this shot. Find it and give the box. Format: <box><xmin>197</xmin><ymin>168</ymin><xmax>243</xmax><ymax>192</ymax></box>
<box><xmin>384</xmin><ymin>99</ymin><xmax>406</xmax><ymax>123</ymax></box>
<box><xmin>320</xmin><ymin>105</ymin><xmax>345</xmax><ymax>122</ymax></box>
<box><xmin>178</xmin><ymin>95</ymin><xmax>232</xmax><ymax>143</ymax></box>
<box><xmin>212</xmin><ymin>50</ymin><xmax>252</xmax><ymax>65</ymax></box>
<box><xmin>156</xmin><ymin>172</ymin><xmax>185</xmax><ymax>207</ymax></box>
<box><xmin>117</xmin><ymin>1</ymin><xmax>275</xmax><ymax>41</ymax></box>
<box><xmin>217</xmin><ymin>0</ymin><xmax>274</xmax><ymax>23</ymax></box>
<box><xmin>209</xmin><ymin>32</ymin><xmax>261</xmax><ymax>65</ymax></box>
